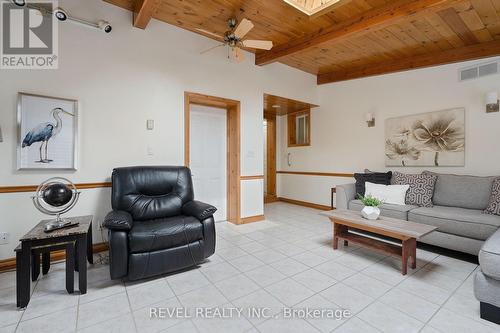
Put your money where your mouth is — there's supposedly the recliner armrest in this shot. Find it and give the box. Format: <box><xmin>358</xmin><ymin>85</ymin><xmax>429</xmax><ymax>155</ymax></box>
<box><xmin>182</xmin><ymin>200</ymin><xmax>217</xmax><ymax>221</ymax></box>
<box><xmin>103</xmin><ymin>210</ymin><xmax>133</xmax><ymax>231</ymax></box>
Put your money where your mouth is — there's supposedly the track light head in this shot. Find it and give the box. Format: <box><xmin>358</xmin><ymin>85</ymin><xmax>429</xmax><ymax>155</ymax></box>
<box><xmin>53</xmin><ymin>7</ymin><xmax>68</xmax><ymax>21</ymax></box>
<box><xmin>98</xmin><ymin>20</ymin><xmax>112</xmax><ymax>33</ymax></box>
<box><xmin>11</xmin><ymin>0</ymin><xmax>26</xmax><ymax>6</ymax></box>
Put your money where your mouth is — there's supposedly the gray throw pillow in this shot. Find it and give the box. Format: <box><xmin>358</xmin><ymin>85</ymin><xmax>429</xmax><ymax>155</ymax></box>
<box><xmin>485</xmin><ymin>178</ymin><xmax>500</xmax><ymax>216</ymax></box>
<box><xmin>391</xmin><ymin>171</ymin><xmax>437</xmax><ymax>207</ymax></box>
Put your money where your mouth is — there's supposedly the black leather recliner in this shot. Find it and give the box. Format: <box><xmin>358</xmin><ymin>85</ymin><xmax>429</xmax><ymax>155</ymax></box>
<box><xmin>103</xmin><ymin>166</ymin><xmax>216</xmax><ymax>281</ymax></box>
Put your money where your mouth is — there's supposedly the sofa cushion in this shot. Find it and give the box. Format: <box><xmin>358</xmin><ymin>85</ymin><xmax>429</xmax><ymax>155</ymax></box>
<box><xmin>354</xmin><ymin>172</ymin><xmax>392</xmax><ymax>197</ymax></box>
<box><xmin>365</xmin><ymin>182</ymin><xmax>409</xmax><ymax>205</ymax></box>
<box><xmin>129</xmin><ymin>215</ymin><xmax>203</xmax><ymax>253</ymax></box>
<box><xmin>408</xmin><ymin>206</ymin><xmax>500</xmax><ymax>241</ymax></box>
<box><xmin>479</xmin><ymin>229</ymin><xmax>500</xmax><ymax>280</ymax></box>
<box><xmin>391</xmin><ymin>171</ymin><xmax>437</xmax><ymax>207</ymax></box>
<box><xmin>485</xmin><ymin>178</ymin><xmax>500</xmax><ymax>216</ymax></box>
<box><xmin>348</xmin><ymin>199</ymin><xmax>416</xmax><ymax>220</ymax></box>
<box><xmin>423</xmin><ymin>171</ymin><xmax>495</xmax><ymax>210</ymax></box>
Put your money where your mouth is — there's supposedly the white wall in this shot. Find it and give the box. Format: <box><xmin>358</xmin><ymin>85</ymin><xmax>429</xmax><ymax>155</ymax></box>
<box><xmin>278</xmin><ymin>57</ymin><xmax>500</xmax><ymax>207</ymax></box>
<box><xmin>0</xmin><ymin>0</ymin><xmax>318</xmax><ymax>260</ymax></box>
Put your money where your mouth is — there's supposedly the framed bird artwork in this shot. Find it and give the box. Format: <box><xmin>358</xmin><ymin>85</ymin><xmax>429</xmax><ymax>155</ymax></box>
<box><xmin>17</xmin><ymin>93</ymin><xmax>78</xmax><ymax>170</ymax></box>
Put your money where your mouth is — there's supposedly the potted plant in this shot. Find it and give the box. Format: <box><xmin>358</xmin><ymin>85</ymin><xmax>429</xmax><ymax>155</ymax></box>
<box><xmin>357</xmin><ymin>194</ymin><xmax>383</xmax><ymax>220</ymax></box>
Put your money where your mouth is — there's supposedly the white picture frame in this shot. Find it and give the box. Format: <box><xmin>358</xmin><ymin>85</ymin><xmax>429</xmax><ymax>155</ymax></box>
<box><xmin>17</xmin><ymin>93</ymin><xmax>78</xmax><ymax>170</ymax></box>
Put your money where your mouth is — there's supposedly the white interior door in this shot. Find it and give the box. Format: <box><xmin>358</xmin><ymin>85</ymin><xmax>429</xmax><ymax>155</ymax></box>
<box><xmin>190</xmin><ymin>105</ymin><xmax>227</xmax><ymax>222</ymax></box>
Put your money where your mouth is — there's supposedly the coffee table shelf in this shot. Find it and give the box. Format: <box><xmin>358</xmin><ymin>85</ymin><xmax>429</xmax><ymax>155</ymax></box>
<box><xmin>321</xmin><ymin>210</ymin><xmax>437</xmax><ymax>275</ymax></box>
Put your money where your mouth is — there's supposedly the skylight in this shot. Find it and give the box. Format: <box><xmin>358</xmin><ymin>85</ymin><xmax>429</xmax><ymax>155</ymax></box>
<box><xmin>283</xmin><ymin>0</ymin><xmax>344</xmax><ymax>18</ymax></box>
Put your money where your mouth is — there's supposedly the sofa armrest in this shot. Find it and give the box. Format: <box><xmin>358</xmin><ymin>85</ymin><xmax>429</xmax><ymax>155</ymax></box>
<box><xmin>336</xmin><ymin>183</ymin><xmax>356</xmax><ymax>210</ymax></box>
<box><xmin>182</xmin><ymin>200</ymin><xmax>217</xmax><ymax>221</ymax></box>
<box><xmin>103</xmin><ymin>210</ymin><xmax>133</xmax><ymax>231</ymax></box>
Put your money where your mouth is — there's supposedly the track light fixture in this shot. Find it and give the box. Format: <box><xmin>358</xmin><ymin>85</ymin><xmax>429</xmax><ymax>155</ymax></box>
<box><xmin>98</xmin><ymin>20</ymin><xmax>112</xmax><ymax>33</ymax></box>
<box><xmin>11</xmin><ymin>0</ymin><xmax>26</xmax><ymax>6</ymax></box>
<box><xmin>53</xmin><ymin>7</ymin><xmax>68</xmax><ymax>21</ymax></box>
<box><xmin>11</xmin><ymin>3</ymin><xmax>112</xmax><ymax>34</ymax></box>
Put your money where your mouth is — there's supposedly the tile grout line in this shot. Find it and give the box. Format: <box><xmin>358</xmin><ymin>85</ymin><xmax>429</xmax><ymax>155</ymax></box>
<box><xmin>421</xmin><ymin>266</ymin><xmax>480</xmax><ymax>333</ymax></box>
<box><xmin>123</xmin><ymin>279</ymin><xmax>139</xmax><ymax>333</ymax></box>
<box><xmin>163</xmin><ymin>276</ymin><xmax>202</xmax><ymax>333</ymax></box>
<box><xmin>74</xmin><ymin>289</ymin><xmax>80</xmax><ymax>333</ymax></box>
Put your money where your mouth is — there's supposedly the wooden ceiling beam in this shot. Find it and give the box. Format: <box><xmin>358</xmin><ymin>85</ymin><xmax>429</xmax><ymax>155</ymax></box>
<box><xmin>255</xmin><ymin>0</ymin><xmax>452</xmax><ymax>66</ymax></box>
<box><xmin>133</xmin><ymin>0</ymin><xmax>160</xmax><ymax>29</ymax></box>
<box><xmin>317</xmin><ymin>39</ymin><xmax>500</xmax><ymax>85</ymax></box>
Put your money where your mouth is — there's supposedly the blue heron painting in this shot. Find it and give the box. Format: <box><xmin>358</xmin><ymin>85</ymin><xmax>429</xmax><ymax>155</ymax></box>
<box><xmin>22</xmin><ymin>107</ymin><xmax>75</xmax><ymax>163</ymax></box>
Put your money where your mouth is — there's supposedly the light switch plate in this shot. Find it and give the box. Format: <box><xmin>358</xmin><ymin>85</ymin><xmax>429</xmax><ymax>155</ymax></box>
<box><xmin>147</xmin><ymin>120</ymin><xmax>154</xmax><ymax>130</ymax></box>
<box><xmin>0</xmin><ymin>232</ymin><xmax>9</xmax><ymax>245</ymax></box>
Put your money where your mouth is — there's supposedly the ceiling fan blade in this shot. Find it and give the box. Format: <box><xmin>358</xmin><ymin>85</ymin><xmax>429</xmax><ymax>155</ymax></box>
<box><xmin>195</xmin><ymin>28</ymin><xmax>224</xmax><ymax>40</ymax></box>
<box><xmin>200</xmin><ymin>43</ymin><xmax>225</xmax><ymax>55</ymax></box>
<box><xmin>232</xmin><ymin>47</ymin><xmax>245</xmax><ymax>63</ymax></box>
<box><xmin>233</xmin><ymin>18</ymin><xmax>254</xmax><ymax>39</ymax></box>
<box><xmin>242</xmin><ymin>40</ymin><xmax>273</xmax><ymax>50</ymax></box>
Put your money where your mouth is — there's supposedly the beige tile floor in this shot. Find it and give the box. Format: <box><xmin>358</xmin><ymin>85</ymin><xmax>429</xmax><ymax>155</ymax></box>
<box><xmin>0</xmin><ymin>202</ymin><xmax>496</xmax><ymax>333</ymax></box>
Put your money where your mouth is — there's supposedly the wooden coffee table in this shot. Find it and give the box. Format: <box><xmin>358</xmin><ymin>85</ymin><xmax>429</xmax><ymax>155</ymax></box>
<box><xmin>321</xmin><ymin>210</ymin><xmax>437</xmax><ymax>275</ymax></box>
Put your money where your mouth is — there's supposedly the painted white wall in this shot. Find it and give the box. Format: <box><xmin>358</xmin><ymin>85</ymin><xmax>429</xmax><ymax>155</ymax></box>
<box><xmin>0</xmin><ymin>0</ymin><xmax>318</xmax><ymax>259</ymax></box>
<box><xmin>278</xmin><ymin>57</ymin><xmax>500</xmax><ymax>207</ymax></box>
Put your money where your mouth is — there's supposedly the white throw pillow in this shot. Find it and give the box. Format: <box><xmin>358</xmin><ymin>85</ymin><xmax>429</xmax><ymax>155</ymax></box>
<box><xmin>364</xmin><ymin>182</ymin><xmax>409</xmax><ymax>206</ymax></box>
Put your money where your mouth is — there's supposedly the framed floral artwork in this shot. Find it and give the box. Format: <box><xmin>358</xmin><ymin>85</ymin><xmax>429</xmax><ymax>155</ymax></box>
<box><xmin>385</xmin><ymin>108</ymin><xmax>465</xmax><ymax>167</ymax></box>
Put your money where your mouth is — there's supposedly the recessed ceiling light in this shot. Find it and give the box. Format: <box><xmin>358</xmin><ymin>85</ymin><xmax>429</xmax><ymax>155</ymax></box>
<box><xmin>272</xmin><ymin>105</ymin><xmax>281</xmax><ymax>108</ymax></box>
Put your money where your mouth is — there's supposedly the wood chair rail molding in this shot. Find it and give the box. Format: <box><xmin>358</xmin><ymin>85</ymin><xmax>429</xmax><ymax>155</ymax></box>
<box><xmin>240</xmin><ymin>175</ymin><xmax>264</xmax><ymax>180</ymax></box>
<box><xmin>0</xmin><ymin>182</ymin><xmax>112</xmax><ymax>194</ymax></box>
<box><xmin>277</xmin><ymin>171</ymin><xmax>354</xmax><ymax>178</ymax></box>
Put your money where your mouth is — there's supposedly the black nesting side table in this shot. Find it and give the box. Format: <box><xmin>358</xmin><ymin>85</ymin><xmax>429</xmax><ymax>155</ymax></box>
<box><xmin>16</xmin><ymin>215</ymin><xmax>93</xmax><ymax>308</ymax></box>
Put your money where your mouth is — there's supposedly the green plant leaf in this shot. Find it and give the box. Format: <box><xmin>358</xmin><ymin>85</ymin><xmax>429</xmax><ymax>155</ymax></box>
<box><xmin>357</xmin><ymin>193</ymin><xmax>383</xmax><ymax>207</ymax></box>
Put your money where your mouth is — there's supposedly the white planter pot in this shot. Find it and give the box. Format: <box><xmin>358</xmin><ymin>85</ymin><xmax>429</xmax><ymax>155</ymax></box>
<box><xmin>361</xmin><ymin>206</ymin><xmax>381</xmax><ymax>220</ymax></box>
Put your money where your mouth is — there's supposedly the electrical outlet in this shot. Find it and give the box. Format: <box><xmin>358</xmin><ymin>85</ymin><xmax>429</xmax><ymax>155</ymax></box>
<box><xmin>0</xmin><ymin>232</ymin><xmax>9</xmax><ymax>245</ymax></box>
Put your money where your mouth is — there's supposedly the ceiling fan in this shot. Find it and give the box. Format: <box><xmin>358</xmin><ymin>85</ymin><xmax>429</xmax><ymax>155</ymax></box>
<box><xmin>197</xmin><ymin>18</ymin><xmax>273</xmax><ymax>62</ymax></box>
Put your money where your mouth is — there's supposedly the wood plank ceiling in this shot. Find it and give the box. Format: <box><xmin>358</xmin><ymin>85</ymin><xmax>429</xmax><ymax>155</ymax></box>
<box><xmin>105</xmin><ymin>0</ymin><xmax>500</xmax><ymax>84</ymax></box>
<box><xmin>264</xmin><ymin>94</ymin><xmax>319</xmax><ymax>116</ymax></box>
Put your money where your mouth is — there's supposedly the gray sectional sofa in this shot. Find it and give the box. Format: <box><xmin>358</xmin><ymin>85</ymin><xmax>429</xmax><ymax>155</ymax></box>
<box><xmin>336</xmin><ymin>172</ymin><xmax>500</xmax><ymax>255</ymax></box>
<box><xmin>475</xmin><ymin>230</ymin><xmax>500</xmax><ymax>324</ymax></box>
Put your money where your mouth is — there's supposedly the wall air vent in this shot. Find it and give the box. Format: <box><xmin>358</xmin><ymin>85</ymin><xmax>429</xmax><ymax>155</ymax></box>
<box><xmin>459</xmin><ymin>60</ymin><xmax>499</xmax><ymax>82</ymax></box>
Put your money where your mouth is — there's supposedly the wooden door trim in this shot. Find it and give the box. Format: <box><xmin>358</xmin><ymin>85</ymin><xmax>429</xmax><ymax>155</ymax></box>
<box><xmin>264</xmin><ymin>112</ymin><xmax>277</xmax><ymax>202</ymax></box>
<box><xmin>184</xmin><ymin>92</ymin><xmax>241</xmax><ymax>224</ymax></box>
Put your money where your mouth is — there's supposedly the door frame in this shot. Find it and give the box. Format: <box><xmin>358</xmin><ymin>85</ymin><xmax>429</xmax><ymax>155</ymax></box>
<box><xmin>184</xmin><ymin>92</ymin><xmax>241</xmax><ymax>224</ymax></box>
<box><xmin>264</xmin><ymin>112</ymin><xmax>277</xmax><ymax>203</ymax></box>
